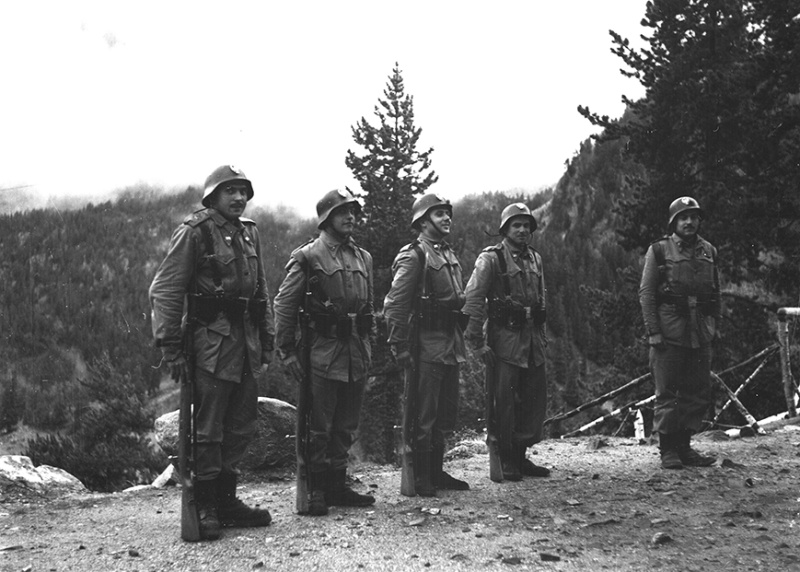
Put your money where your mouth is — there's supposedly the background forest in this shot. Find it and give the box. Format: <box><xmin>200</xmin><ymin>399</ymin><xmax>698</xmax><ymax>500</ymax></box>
<box><xmin>1</xmin><ymin>0</ymin><xmax>798</xmax><ymax>492</ymax></box>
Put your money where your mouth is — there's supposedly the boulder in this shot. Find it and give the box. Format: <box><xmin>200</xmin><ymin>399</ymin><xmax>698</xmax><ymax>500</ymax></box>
<box><xmin>153</xmin><ymin>397</ymin><xmax>297</xmax><ymax>471</ymax></box>
<box><xmin>0</xmin><ymin>455</ymin><xmax>86</xmax><ymax>494</ymax></box>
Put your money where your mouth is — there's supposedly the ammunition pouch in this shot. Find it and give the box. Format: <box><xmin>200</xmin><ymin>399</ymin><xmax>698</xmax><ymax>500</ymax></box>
<box><xmin>417</xmin><ymin>297</ymin><xmax>469</xmax><ymax>332</ymax></box>
<box><xmin>311</xmin><ymin>312</ymin><xmax>373</xmax><ymax>339</ymax></box>
<box><xmin>656</xmin><ymin>293</ymin><xmax>716</xmax><ymax>315</ymax></box>
<box><xmin>488</xmin><ymin>300</ymin><xmax>546</xmax><ymax>330</ymax></box>
<box><xmin>187</xmin><ymin>294</ymin><xmax>267</xmax><ymax>326</ymax></box>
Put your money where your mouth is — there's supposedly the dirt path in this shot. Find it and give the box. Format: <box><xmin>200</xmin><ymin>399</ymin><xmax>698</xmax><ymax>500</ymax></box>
<box><xmin>3</xmin><ymin>423</ymin><xmax>800</xmax><ymax>572</ymax></box>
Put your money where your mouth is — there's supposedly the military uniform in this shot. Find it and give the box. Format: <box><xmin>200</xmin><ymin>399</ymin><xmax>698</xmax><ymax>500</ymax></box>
<box><xmin>384</xmin><ymin>235</ymin><xmax>467</xmax><ymax>490</ymax></box>
<box><xmin>639</xmin><ymin>233</ymin><xmax>720</xmax><ymax>436</ymax></box>
<box><xmin>273</xmin><ymin>229</ymin><xmax>373</xmax><ymax>475</ymax></box>
<box><xmin>151</xmin><ymin>207</ymin><xmax>274</xmax><ymax>477</ymax></box>
<box><xmin>463</xmin><ymin>239</ymin><xmax>548</xmax><ymax>478</ymax></box>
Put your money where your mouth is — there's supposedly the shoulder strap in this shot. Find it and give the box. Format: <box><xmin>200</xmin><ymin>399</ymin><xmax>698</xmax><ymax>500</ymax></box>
<box><xmin>651</xmin><ymin>237</ymin><xmax>669</xmax><ymax>285</ymax></box>
<box><xmin>410</xmin><ymin>240</ymin><xmax>429</xmax><ymax>297</ymax></box>
<box><xmin>493</xmin><ymin>246</ymin><xmax>511</xmax><ymax>298</ymax></box>
<box><xmin>200</xmin><ymin>220</ymin><xmax>225</xmax><ymax>294</ymax></box>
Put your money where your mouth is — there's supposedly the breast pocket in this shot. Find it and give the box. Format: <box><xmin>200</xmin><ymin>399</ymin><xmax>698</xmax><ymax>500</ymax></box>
<box><xmin>310</xmin><ymin>257</ymin><xmax>345</xmax><ymax>308</ymax></box>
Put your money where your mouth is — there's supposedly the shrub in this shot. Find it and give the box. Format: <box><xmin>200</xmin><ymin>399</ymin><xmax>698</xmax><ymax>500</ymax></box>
<box><xmin>25</xmin><ymin>354</ymin><xmax>166</xmax><ymax>492</ymax></box>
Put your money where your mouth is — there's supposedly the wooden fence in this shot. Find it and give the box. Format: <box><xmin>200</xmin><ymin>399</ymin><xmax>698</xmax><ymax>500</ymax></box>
<box><xmin>545</xmin><ymin>308</ymin><xmax>800</xmax><ymax>438</ymax></box>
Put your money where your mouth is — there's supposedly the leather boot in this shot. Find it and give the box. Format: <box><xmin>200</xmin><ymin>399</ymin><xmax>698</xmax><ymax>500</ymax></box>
<box><xmin>307</xmin><ymin>471</ymin><xmax>329</xmax><ymax>516</ymax></box>
<box><xmin>194</xmin><ymin>479</ymin><xmax>221</xmax><ymax>540</ymax></box>
<box><xmin>431</xmin><ymin>446</ymin><xmax>469</xmax><ymax>490</ymax></box>
<box><xmin>659</xmin><ymin>433</ymin><xmax>683</xmax><ymax>470</ymax></box>
<box><xmin>676</xmin><ymin>432</ymin><xmax>716</xmax><ymax>467</ymax></box>
<box><xmin>500</xmin><ymin>448</ymin><xmax>521</xmax><ymax>481</ymax></box>
<box><xmin>517</xmin><ymin>444</ymin><xmax>551</xmax><ymax>477</ymax></box>
<box><xmin>327</xmin><ymin>468</ymin><xmax>375</xmax><ymax>507</ymax></box>
<box><xmin>216</xmin><ymin>472</ymin><xmax>271</xmax><ymax>527</ymax></box>
<box><xmin>414</xmin><ymin>451</ymin><xmax>436</xmax><ymax>497</ymax></box>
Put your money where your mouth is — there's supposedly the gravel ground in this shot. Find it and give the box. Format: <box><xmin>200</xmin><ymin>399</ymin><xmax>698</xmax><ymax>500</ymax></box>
<box><xmin>3</xmin><ymin>422</ymin><xmax>800</xmax><ymax>572</ymax></box>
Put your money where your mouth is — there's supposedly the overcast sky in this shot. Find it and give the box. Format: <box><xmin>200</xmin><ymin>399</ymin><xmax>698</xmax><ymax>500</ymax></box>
<box><xmin>0</xmin><ymin>1</ymin><xmax>647</xmax><ymax>216</ymax></box>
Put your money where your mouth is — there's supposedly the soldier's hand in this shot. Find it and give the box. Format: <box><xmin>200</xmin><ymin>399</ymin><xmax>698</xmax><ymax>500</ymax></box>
<box><xmin>167</xmin><ymin>355</ymin><xmax>189</xmax><ymax>385</ymax></box>
<box><xmin>395</xmin><ymin>350</ymin><xmax>414</xmax><ymax>369</ymax></box>
<box><xmin>283</xmin><ymin>354</ymin><xmax>305</xmax><ymax>383</ymax></box>
<box><xmin>475</xmin><ymin>346</ymin><xmax>496</xmax><ymax>369</ymax></box>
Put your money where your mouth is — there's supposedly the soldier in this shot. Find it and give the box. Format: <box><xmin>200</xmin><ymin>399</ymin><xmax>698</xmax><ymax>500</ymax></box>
<box><xmin>273</xmin><ymin>188</ymin><xmax>376</xmax><ymax>516</ymax></box>
<box><xmin>384</xmin><ymin>193</ymin><xmax>470</xmax><ymax>497</ymax></box>
<box><xmin>149</xmin><ymin>165</ymin><xmax>274</xmax><ymax>540</ymax></box>
<box><xmin>639</xmin><ymin>196</ymin><xmax>720</xmax><ymax>470</ymax></box>
<box><xmin>463</xmin><ymin>203</ymin><xmax>550</xmax><ymax>481</ymax></box>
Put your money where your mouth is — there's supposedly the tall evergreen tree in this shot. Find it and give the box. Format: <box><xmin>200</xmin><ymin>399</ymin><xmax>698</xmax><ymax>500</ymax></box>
<box><xmin>346</xmin><ymin>63</ymin><xmax>439</xmax><ymax>303</ymax></box>
<box><xmin>578</xmin><ymin>0</ymin><xmax>800</xmax><ymax>296</ymax></box>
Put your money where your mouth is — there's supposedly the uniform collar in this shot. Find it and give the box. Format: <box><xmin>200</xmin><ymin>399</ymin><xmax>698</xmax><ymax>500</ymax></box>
<box><xmin>321</xmin><ymin>229</ymin><xmax>354</xmax><ymax>250</ymax></box>
<box><xmin>670</xmin><ymin>233</ymin><xmax>699</xmax><ymax>252</ymax></box>
<box><xmin>503</xmin><ymin>239</ymin><xmax>532</xmax><ymax>260</ymax></box>
<box><xmin>208</xmin><ymin>208</ymin><xmax>243</xmax><ymax>231</ymax></box>
<box><xmin>419</xmin><ymin>234</ymin><xmax>450</xmax><ymax>252</ymax></box>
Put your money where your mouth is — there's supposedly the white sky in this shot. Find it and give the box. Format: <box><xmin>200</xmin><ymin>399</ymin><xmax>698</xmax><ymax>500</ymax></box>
<box><xmin>0</xmin><ymin>1</ymin><xmax>647</xmax><ymax>216</ymax></box>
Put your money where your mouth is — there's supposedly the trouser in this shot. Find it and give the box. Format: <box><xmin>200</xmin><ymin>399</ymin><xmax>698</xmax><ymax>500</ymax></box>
<box><xmin>494</xmin><ymin>359</ymin><xmax>547</xmax><ymax>449</ymax></box>
<box><xmin>194</xmin><ymin>362</ymin><xmax>258</xmax><ymax>481</ymax></box>
<box><xmin>308</xmin><ymin>373</ymin><xmax>365</xmax><ymax>473</ymax></box>
<box><xmin>416</xmin><ymin>362</ymin><xmax>460</xmax><ymax>454</ymax></box>
<box><xmin>651</xmin><ymin>343</ymin><xmax>712</xmax><ymax>435</ymax></box>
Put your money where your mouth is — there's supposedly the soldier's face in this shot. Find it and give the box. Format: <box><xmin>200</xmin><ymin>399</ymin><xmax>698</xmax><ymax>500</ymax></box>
<box><xmin>421</xmin><ymin>208</ymin><xmax>452</xmax><ymax>239</ymax></box>
<box><xmin>504</xmin><ymin>216</ymin><xmax>532</xmax><ymax>248</ymax></box>
<box><xmin>674</xmin><ymin>210</ymin><xmax>700</xmax><ymax>241</ymax></box>
<box><xmin>328</xmin><ymin>204</ymin><xmax>358</xmax><ymax>238</ymax></box>
<box><xmin>212</xmin><ymin>184</ymin><xmax>249</xmax><ymax>221</ymax></box>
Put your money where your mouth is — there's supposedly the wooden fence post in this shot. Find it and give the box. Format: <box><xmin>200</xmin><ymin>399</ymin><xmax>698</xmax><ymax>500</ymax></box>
<box><xmin>777</xmin><ymin>307</ymin><xmax>800</xmax><ymax>418</ymax></box>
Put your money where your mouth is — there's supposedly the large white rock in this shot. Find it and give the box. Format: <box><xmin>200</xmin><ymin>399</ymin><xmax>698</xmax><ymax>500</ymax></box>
<box><xmin>154</xmin><ymin>396</ymin><xmax>297</xmax><ymax>472</ymax></box>
<box><xmin>0</xmin><ymin>455</ymin><xmax>86</xmax><ymax>493</ymax></box>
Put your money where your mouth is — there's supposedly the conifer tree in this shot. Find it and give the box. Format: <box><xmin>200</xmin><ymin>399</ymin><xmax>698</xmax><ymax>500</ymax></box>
<box><xmin>578</xmin><ymin>0</ymin><xmax>800</xmax><ymax>295</ymax></box>
<box><xmin>346</xmin><ymin>63</ymin><xmax>439</xmax><ymax>302</ymax></box>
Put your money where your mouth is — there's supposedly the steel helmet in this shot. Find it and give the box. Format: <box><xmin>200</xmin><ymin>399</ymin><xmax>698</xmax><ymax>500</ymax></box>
<box><xmin>202</xmin><ymin>165</ymin><xmax>253</xmax><ymax>208</ymax></box>
<box><xmin>499</xmin><ymin>202</ymin><xmax>537</xmax><ymax>234</ymax></box>
<box><xmin>411</xmin><ymin>193</ymin><xmax>452</xmax><ymax>228</ymax></box>
<box><xmin>316</xmin><ymin>188</ymin><xmax>362</xmax><ymax>229</ymax></box>
<box><xmin>668</xmin><ymin>196</ymin><xmax>703</xmax><ymax>226</ymax></box>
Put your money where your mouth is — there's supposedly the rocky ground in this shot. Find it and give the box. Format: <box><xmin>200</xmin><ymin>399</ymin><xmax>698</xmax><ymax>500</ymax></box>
<box><xmin>2</xmin><ymin>421</ymin><xmax>800</xmax><ymax>572</ymax></box>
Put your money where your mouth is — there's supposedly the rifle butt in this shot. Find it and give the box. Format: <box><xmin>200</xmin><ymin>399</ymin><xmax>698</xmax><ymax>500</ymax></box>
<box><xmin>178</xmin><ymin>382</ymin><xmax>201</xmax><ymax>541</ymax></box>
<box><xmin>487</xmin><ymin>436</ymin><xmax>504</xmax><ymax>483</ymax></box>
<box><xmin>180</xmin><ymin>484</ymin><xmax>202</xmax><ymax>541</ymax></box>
<box><xmin>485</xmin><ymin>360</ymin><xmax>504</xmax><ymax>483</ymax></box>
<box><xmin>400</xmin><ymin>365</ymin><xmax>417</xmax><ymax>497</ymax></box>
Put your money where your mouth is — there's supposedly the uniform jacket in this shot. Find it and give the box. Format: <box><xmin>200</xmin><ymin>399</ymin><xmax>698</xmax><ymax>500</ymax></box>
<box><xmin>149</xmin><ymin>208</ymin><xmax>275</xmax><ymax>383</ymax></box>
<box><xmin>639</xmin><ymin>233</ymin><xmax>721</xmax><ymax>348</ymax></box>
<box><xmin>273</xmin><ymin>230</ymin><xmax>373</xmax><ymax>382</ymax></box>
<box><xmin>383</xmin><ymin>235</ymin><xmax>466</xmax><ymax>365</ymax></box>
<box><xmin>463</xmin><ymin>240</ymin><xmax>547</xmax><ymax>368</ymax></box>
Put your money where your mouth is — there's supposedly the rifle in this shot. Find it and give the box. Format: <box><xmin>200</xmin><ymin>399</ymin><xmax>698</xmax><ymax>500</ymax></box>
<box><xmin>295</xmin><ymin>276</ymin><xmax>315</xmax><ymax>514</ymax></box>
<box><xmin>484</xmin><ymin>354</ymin><xmax>503</xmax><ymax>483</ymax></box>
<box><xmin>178</xmin><ymin>298</ymin><xmax>201</xmax><ymax>541</ymax></box>
<box><xmin>400</xmin><ymin>244</ymin><xmax>427</xmax><ymax>497</ymax></box>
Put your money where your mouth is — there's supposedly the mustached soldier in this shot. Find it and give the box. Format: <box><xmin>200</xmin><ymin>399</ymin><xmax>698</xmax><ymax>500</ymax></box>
<box><xmin>463</xmin><ymin>203</ymin><xmax>550</xmax><ymax>481</ymax></box>
<box><xmin>384</xmin><ymin>193</ymin><xmax>470</xmax><ymax>496</ymax></box>
<box><xmin>273</xmin><ymin>189</ymin><xmax>376</xmax><ymax>516</ymax></box>
<box><xmin>639</xmin><ymin>196</ymin><xmax>720</xmax><ymax>470</ymax></box>
<box><xmin>149</xmin><ymin>165</ymin><xmax>275</xmax><ymax>540</ymax></box>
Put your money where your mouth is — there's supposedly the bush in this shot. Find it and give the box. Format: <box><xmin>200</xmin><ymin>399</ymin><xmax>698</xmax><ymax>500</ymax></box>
<box><xmin>25</xmin><ymin>354</ymin><xmax>166</xmax><ymax>492</ymax></box>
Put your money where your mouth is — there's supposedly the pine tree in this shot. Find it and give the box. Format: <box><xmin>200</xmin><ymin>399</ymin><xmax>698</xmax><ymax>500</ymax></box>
<box><xmin>578</xmin><ymin>0</ymin><xmax>800</xmax><ymax>295</ymax></box>
<box><xmin>346</xmin><ymin>63</ymin><xmax>439</xmax><ymax>303</ymax></box>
